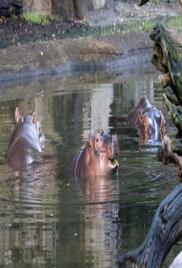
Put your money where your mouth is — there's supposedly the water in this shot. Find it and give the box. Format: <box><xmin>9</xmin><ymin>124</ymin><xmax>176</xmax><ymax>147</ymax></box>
<box><xmin>0</xmin><ymin>68</ymin><xmax>181</xmax><ymax>268</ymax></box>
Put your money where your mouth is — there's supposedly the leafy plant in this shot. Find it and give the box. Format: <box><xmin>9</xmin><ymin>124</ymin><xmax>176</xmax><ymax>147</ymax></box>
<box><xmin>23</xmin><ymin>13</ymin><xmax>60</xmax><ymax>25</ymax></box>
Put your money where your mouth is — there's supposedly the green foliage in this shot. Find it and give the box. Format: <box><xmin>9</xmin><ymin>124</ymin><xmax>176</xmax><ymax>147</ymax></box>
<box><xmin>23</xmin><ymin>12</ymin><xmax>60</xmax><ymax>25</ymax></box>
<box><xmin>166</xmin><ymin>15</ymin><xmax>182</xmax><ymax>31</ymax></box>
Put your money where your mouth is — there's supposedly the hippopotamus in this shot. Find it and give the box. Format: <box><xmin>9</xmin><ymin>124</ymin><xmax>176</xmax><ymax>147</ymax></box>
<box><xmin>72</xmin><ymin>130</ymin><xmax>119</xmax><ymax>178</ymax></box>
<box><xmin>127</xmin><ymin>97</ymin><xmax>166</xmax><ymax>144</ymax></box>
<box><xmin>7</xmin><ymin>107</ymin><xmax>45</xmax><ymax>171</ymax></box>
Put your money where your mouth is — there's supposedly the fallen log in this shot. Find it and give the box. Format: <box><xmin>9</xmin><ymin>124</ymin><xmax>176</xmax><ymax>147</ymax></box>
<box><xmin>118</xmin><ymin>184</ymin><xmax>182</xmax><ymax>267</ymax></box>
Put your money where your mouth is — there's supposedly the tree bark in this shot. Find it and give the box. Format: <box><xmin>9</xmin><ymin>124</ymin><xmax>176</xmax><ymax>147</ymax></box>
<box><xmin>150</xmin><ymin>24</ymin><xmax>182</xmax><ymax>105</ymax></box>
<box><xmin>51</xmin><ymin>0</ymin><xmax>84</xmax><ymax>21</ymax></box>
<box><xmin>0</xmin><ymin>0</ymin><xmax>22</xmax><ymax>16</ymax></box>
<box><xmin>158</xmin><ymin>134</ymin><xmax>182</xmax><ymax>181</ymax></box>
<box><xmin>150</xmin><ymin>24</ymin><xmax>182</xmax><ymax>134</ymax></box>
<box><xmin>118</xmin><ymin>184</ymin><xmax>182</xmax><ymax>268</ymax></box>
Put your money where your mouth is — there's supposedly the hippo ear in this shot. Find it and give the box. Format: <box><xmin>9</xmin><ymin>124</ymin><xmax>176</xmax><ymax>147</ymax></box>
<box><xmin>32</xmin><ymin>112</ymin><xmax>37</xmax><ymax>124</ymax></box>
<box><xmin>15</xmin><ymin>107</ymin><xmax>22</xmax><ymax>123</ymax></box>
<box><xmin>100</xmin><ymin>129</ymin><xmax>104</xmax><ymax>136</ymax></box>
<box><xmin>87</xmin><ymin>132</ymin><xmax>94</xmax><ymax>147</ymax></box>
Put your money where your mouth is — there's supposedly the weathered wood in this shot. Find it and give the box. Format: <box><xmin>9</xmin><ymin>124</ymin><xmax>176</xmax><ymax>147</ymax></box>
<box><xmin>158</xmin><ymin>135</ymin><xmax>182</xmax><ymax>181</ymax></box>
<box><xmin>150</xmin><ymin>24</ymin><xmax>182</xmax><ymax>135</ymax></box>
<box><xmin>163</xmin><ymin>93</ymin><xmax>182</xmax><ymax>135</ymax></box>
<box><xmin>150</xmin><ymin>24</ymin><xmax>182</xmax><ymax>105</ymax></box>
<box><xmin>118</xmin><ymin>184</ymin><xmax>182</xmax><ymax>268</ymax></box>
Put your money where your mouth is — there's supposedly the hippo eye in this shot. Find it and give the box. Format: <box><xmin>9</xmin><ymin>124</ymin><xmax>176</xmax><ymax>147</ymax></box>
<box><xmin>96</xmin><ymin>138</ymin><xmax>99</xmax><ymax>142</ymax></box>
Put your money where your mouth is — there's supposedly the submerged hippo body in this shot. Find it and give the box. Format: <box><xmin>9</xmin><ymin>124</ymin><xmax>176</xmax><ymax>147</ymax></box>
<box><xmin>72</xmin><ymin>130</ymin><xmax>119</xmax><ymax>178</ymax></box>
<box><xmin>7</xmin><ymin>107</ymin><xmax>45</xmax><ymax>171</ymax></box>
<box><xmin>127</xmin><ymin>97</ymin><xmax>165</xmax><ymax>143</ymax></box>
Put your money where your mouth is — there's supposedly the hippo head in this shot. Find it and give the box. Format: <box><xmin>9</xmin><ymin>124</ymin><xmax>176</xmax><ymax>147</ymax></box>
<box><xmin>7</xmin><ymin>107</ymin><xmax>45</xmax><ymax>171</ymax></box>
<box><xmin>135</xmin><ymin>106</ymin><xmax>166</xmax><ymax>144</ymax></box>
<box><xmin>14</xmin><ymin>107</ymin><xmax>46</xmax><ymax>151</ymax></box>
<box><xmin>87</xmin><ymin>130</ymin><xmax>119</xmax><ymax>174</ymax></box>
<box><xmin>128</xmin><ymin>97</ymin><xmax>166</xmax><ymax>144</ymax></box>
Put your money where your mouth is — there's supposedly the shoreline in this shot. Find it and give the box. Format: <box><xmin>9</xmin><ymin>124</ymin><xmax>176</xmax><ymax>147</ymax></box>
<box><xmin>0</xmin><ymin>31</ymin><xmax>153</xmax><ymax>84</ymax></box>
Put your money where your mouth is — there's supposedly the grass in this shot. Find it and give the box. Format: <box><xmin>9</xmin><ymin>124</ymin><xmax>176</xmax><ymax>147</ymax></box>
<box><xmin>165</xmin><ymin>14</ymin><xmax>182</xmax><ymax>31</ymax></box>
<box><xmin>23</xmin><ymin>12</ymin><xmax>60</xmax><ymax>25</ymax></box>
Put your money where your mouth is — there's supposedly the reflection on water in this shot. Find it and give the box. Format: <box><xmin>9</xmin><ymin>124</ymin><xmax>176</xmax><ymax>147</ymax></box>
<box><xmin>0</xmin><ymin>69</ymin><xmax>181</xmax><ymax>267</ymax></box>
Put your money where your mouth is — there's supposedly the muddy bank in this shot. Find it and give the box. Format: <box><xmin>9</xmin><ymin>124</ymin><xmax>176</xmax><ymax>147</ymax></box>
<box><xmin>0</xmin><ymin>0</ymin><xmax>179</xmax><ymax>84</ymax></box>
<box><xmin>0</xmin><ymin>31</ymin><xmax>153</xmax><ymax>83</ymax></box>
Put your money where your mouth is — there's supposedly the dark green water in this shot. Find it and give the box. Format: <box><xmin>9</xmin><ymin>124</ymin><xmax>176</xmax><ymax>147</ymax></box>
<box><xmin>0</xmin><ymin>68</ymin><xmax>181</xmax><ymax>267</ymax></box>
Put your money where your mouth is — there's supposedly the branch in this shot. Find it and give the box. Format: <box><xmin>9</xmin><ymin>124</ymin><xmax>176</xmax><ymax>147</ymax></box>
<box><xmin>118</xmin><ymin>184</ymin><xmax>182</xmax><ymax>267</ymax></box>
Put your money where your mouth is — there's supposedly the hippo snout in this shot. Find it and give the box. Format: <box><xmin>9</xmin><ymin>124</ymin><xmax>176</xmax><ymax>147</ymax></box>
<box><xmin>72</xmin><ymin>130</ymin><xmax>120</xmax><ymax>178</ymax></box>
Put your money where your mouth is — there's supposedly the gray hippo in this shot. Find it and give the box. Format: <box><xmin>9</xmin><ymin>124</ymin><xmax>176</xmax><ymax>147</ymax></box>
<box><xmin>127</xmin><ymin>97</ymin><xmax>166</xmax><ymax>144</ymax></box>
<box><xmin>7</xmin><ymin>107</ymin><xmax>45</xmax><ymax>171</ymax></box>
<box><xmin>72</xmin><ymin>130</ymin><xmax>119</xmax><ymax>178</ymax></box>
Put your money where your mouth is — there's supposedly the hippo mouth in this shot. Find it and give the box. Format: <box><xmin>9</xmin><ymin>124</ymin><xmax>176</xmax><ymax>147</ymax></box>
<box><xmin>108</xmin><ymin>158</ymin><xmax>119</xmax><ymax>170</ymax></box>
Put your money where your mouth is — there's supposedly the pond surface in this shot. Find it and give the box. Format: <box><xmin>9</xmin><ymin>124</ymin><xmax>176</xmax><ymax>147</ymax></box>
<box><xmin>0</xmin><ymin>66</ymin><xmax>181</xmax><ymax>267</ymax></box>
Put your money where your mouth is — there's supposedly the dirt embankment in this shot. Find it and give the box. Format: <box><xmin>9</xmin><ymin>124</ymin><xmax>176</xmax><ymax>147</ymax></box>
<box><xmin>0</xmin><ymin>0</ymin><xmax>180</xmax><ymax>84</ymax></box>
<box><xmin>0</xmin><ymin>28</ymin><xmax>153</xmax><ymax>82</ymax></box>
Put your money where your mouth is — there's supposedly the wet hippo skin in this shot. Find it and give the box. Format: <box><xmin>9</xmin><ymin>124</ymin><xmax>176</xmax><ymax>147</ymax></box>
<box><xmin>72</xmin><ymin>130</ymin><xmax>119</xmax><ymax>178</ymax></box>
<box><xmin>7</xmin><ymin>107</ymin><xmax>45</xmax><ymax>171</ymax></box>
<box><xmin>127</xmin><ymin>97</ymin><xmax>166</xmax><ymax>144</ymax></box>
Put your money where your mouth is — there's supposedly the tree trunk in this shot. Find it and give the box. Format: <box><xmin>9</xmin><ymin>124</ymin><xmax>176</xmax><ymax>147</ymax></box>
<box><xmin>50</xmin><ymin>0</ymin><xmax>84</xmax><ymax>20</ymax></box>
<box><xmin>150</xmin><ymin>24</ymin><xmax>182</xmax><ymax>105</ymax></box>
<box><xmin>0</xmin><ymin>0</ymin><xmax>22</xmax><ymax>16</ymax></box>
<box><xmin>23</xmin><ymin>0</ymin><xmax>52</xmax><ymax>15</ymax></box>
<box><xmin>150</xmin><ymin>24</ymin><xmax>182</xmax><ymax>134</ymax></box>
<box><xmin>118</xmin><ymin>184</ymin><xmax>182</xmax><ymax>268</ymax></box>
